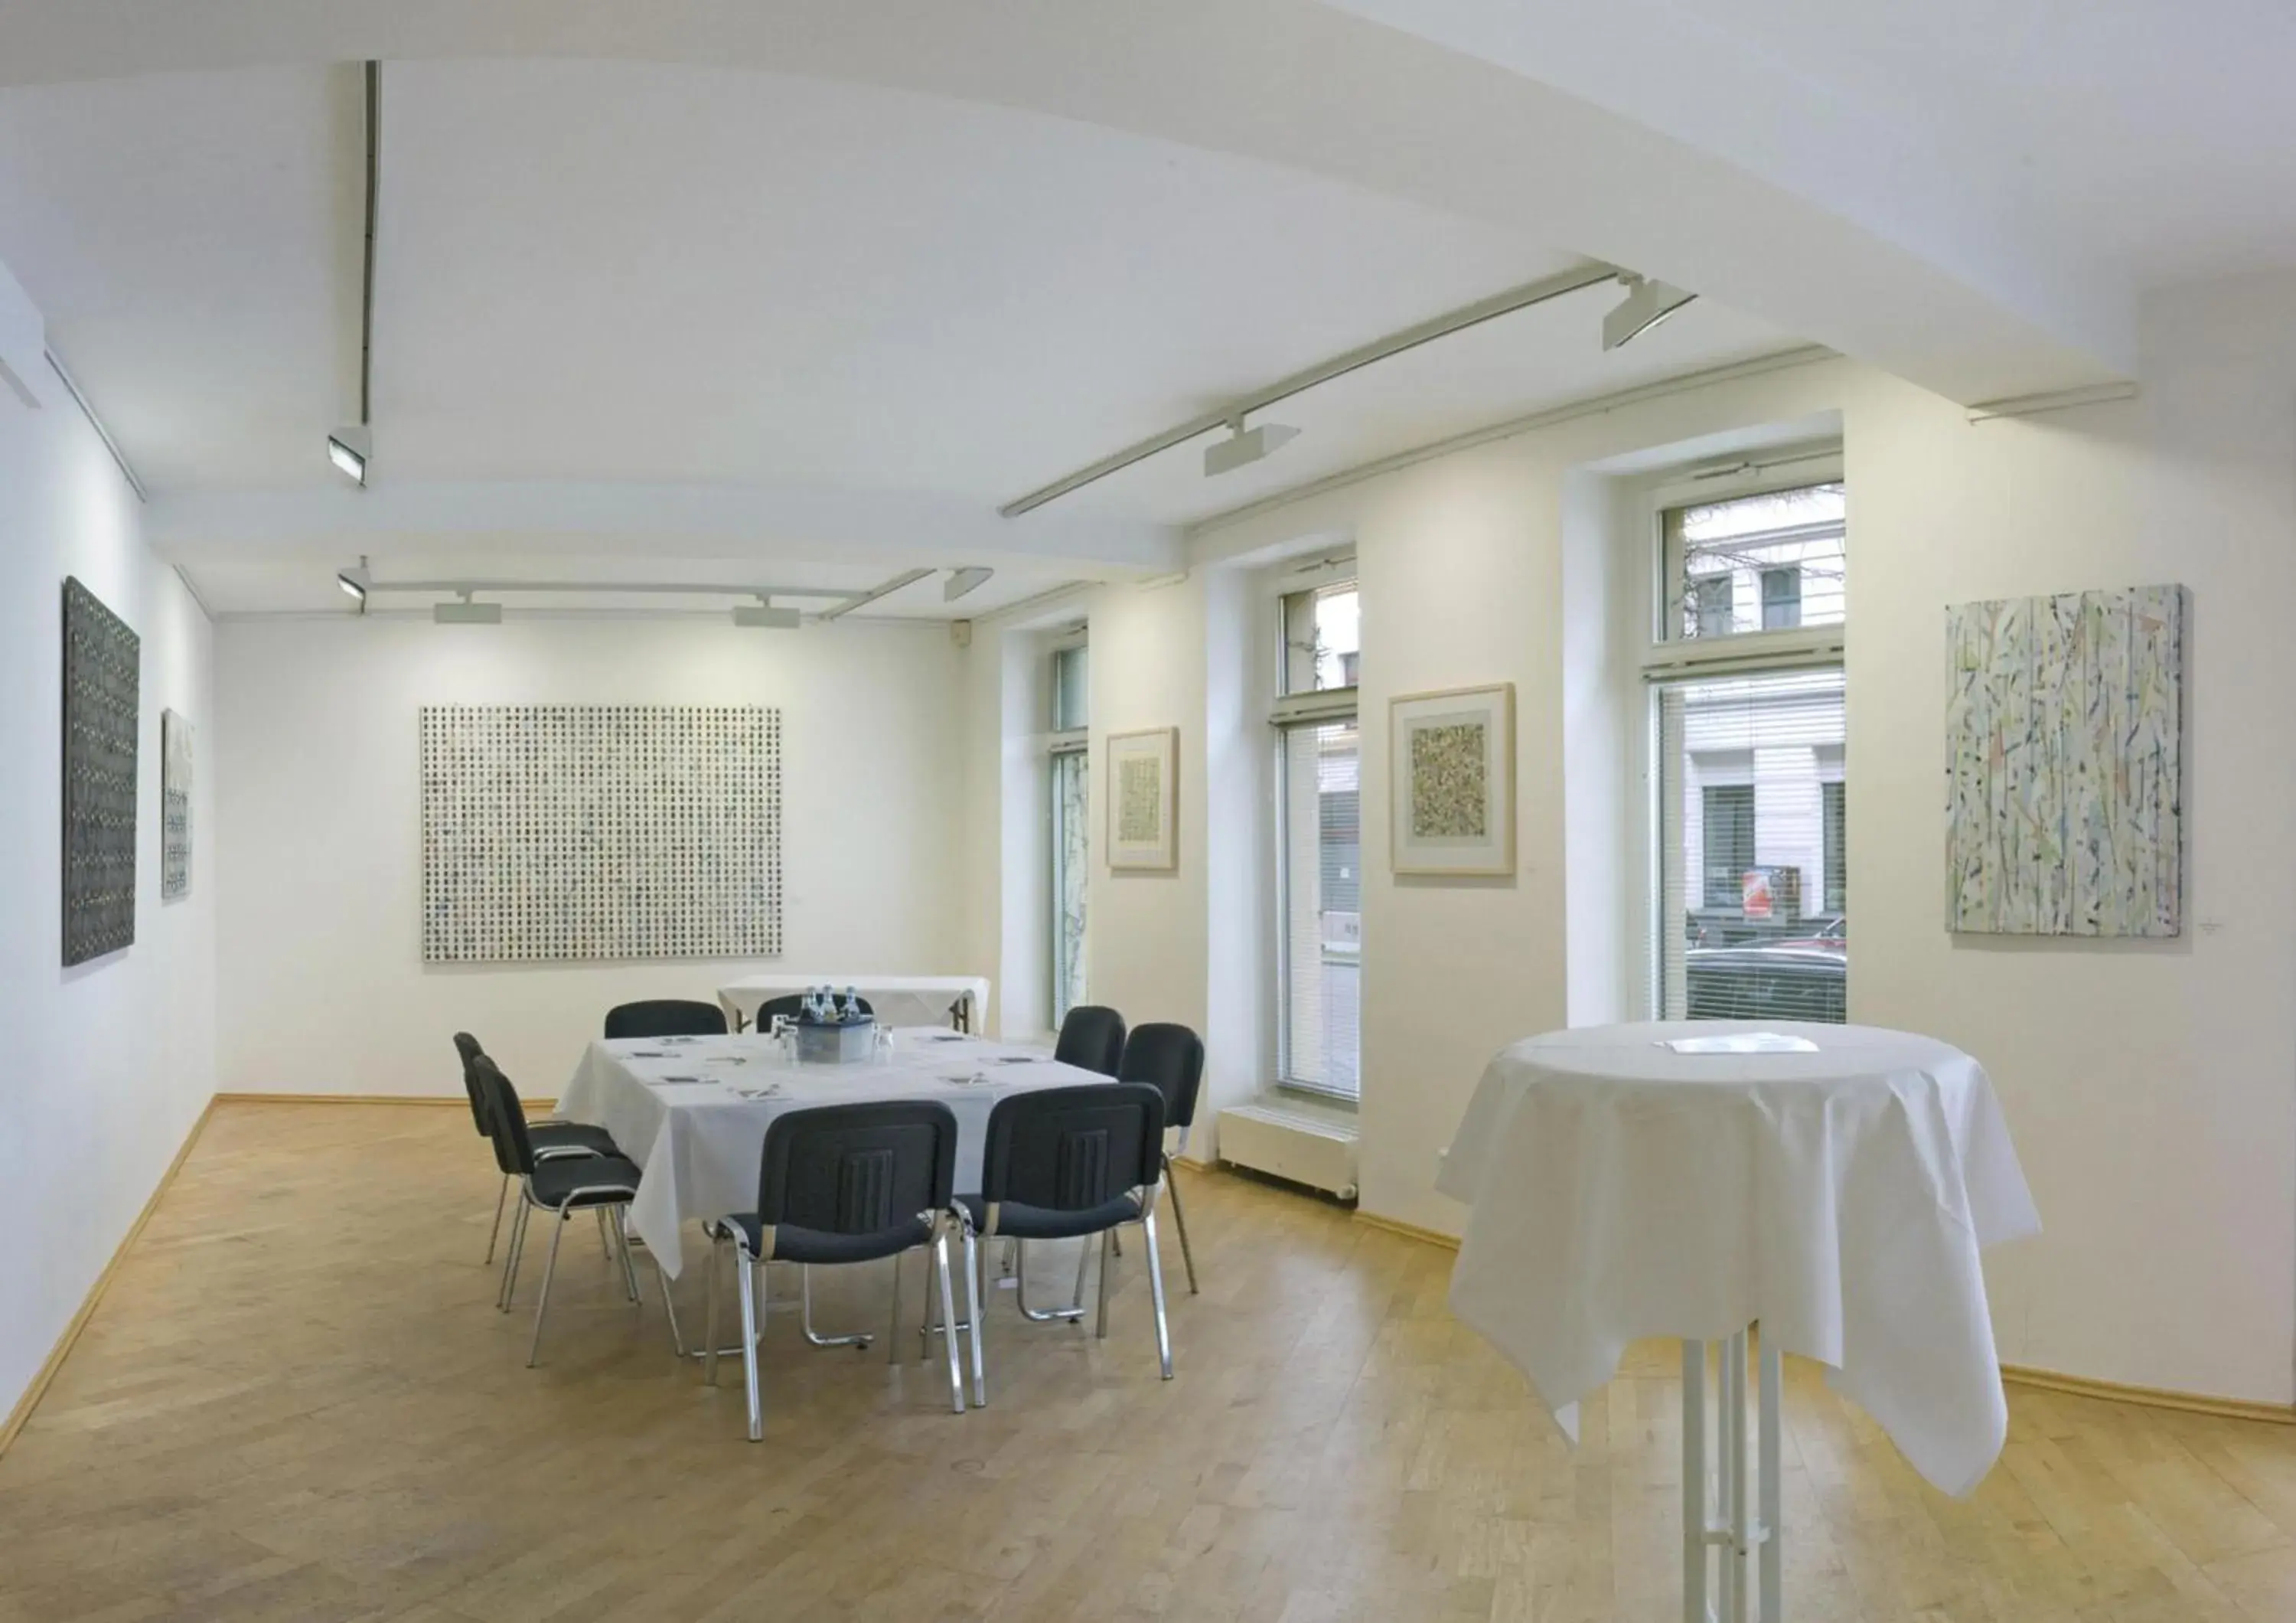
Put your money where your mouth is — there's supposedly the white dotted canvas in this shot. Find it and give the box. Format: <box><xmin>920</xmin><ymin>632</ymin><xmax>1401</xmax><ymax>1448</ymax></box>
<box><xmin>419</xmin><ymin>705</ymin><xmax>783</xmax><ymax>964</ymax></box>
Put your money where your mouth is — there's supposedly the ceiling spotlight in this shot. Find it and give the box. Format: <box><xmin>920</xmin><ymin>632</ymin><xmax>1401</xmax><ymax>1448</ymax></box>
<box><xmin>335</xmin><ymin>557</ymin><xmax>370</xmax><ymax>606</ymax></box>
<box><xmin>1204</xmin><ymin>418</ymin><xmax>1300</xmax><ymax>478</ymax></box>
<box><xmin>734</xmin><ymin>597</ymin><xmax>802</xmax><ymax>629</ymax></box>
<box><xmin>1602</xmin><ymin>274</ymin><xmax>1697</xmax><ymax>351</ymax></box>
<box><xmin>943</xmin><ymin>567</ymin><xmax>994</xmax><ymax>603</ymax></box>
<box><xmin>327</xmin><ymin>424</ymin><xmax>371</xmax><ymax>485</ymax></box>
<box><xmin>433</xmin><ymin>594</ymin><xmax>501</xmax><ymax>625</ymax></box>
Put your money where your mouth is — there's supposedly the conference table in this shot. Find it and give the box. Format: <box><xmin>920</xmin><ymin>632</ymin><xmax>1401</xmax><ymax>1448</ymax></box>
<box><xmin>716</xmin><ymin>974</ymin><xmax>990</xmax><ymax>1034</ymax></box>
<box><xmin>558</xmin><ymin>1026</ymin><xmax>1104</xmax><ymax>1279</ymax></box>
<box><xmin>1439</xmin><ymin>1020</ymin><xmax>2039</xmax><ymax>1623</ymax></box>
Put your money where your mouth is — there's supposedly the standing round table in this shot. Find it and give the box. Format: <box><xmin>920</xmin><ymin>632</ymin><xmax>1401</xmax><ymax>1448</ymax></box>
<box><xmin>1437</xmin><ymin>1021</ymin><xmax>2040</xmax><ymax>1623</ymax></box>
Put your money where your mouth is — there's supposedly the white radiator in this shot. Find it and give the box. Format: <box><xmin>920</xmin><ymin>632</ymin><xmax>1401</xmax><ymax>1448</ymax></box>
<box><xmin>1215</xmin><ymin>1099</ymin><xmax>1359</xmax><ymax>1201</ymax></box>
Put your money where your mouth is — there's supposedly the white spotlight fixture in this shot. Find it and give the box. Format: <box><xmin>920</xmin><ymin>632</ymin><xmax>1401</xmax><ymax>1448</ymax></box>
<box><xmin>943</xmin><ymin>566</ymin><xmax>994</xmax><ymax>603</ymax></box>
<box><xmin>1602</xmin><ymin>274</ymin><xmax>1697</xmax><ymax>351</ymax></box>
<box><xmin>336</xmin><ymin>556</ymin><xmax>370</xmax><ymax>607</ymax></box>
<box><xmin>1204</xmin><ymin>417</ymin><xmax>1300</xmax><ymax>478</ymax></box>
<box><xmin>733</xmin><ymin>596</ymin><xmax>802</xmax><ymax>629</ymax></box>
<box><xmin>433</xmin><ymin>593</ymin><xmax>501</xmax><ymax>625</ymax></box>
<box><xmin>327</xmin><ymin>424</ymin><xmax>371</xmax><ymax>485</ymax></box>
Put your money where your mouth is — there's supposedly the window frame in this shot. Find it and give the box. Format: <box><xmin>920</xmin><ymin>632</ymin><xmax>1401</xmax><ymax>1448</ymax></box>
<box><xmin>1046</xmin><ymin>625</ymin><xmax>1090</xmax><ymax>1025</ymax></box>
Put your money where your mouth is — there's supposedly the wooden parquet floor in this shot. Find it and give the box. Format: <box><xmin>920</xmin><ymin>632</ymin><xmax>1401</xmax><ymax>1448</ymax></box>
<box><xmin>5</xmin><ymin>1103</ymin><xmax>2296</xmax><ymax>1621</ymax></box>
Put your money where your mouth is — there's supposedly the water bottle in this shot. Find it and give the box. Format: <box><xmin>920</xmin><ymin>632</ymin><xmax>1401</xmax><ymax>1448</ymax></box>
<box><xmin>843</xmin><ymin>986</ymin><xmax>862</xmax><ymax>1022</ymax></box>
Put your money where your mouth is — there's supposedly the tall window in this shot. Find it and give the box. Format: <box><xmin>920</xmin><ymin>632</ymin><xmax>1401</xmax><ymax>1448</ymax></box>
<box><xmin>1049</xmin><ymin>637</ymin><xmax>1089</xmax><ymax>1024</ymax></box>
<box><xmin>1651</xmin><ymin>478</ymin><xmax>1846</xmax><ymax>1024</ymax></box>
<box><xmin>1274</xmin><ymin>578</ymin><xmax>1361</xmax><ymax>1099</ymax></box>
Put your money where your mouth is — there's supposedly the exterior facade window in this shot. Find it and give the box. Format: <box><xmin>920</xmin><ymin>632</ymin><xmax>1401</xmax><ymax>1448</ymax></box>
<box><xmin>1274</xmin><ymin>578</ymin><xmax>1361</xmax><ymax>1100</ymax></box>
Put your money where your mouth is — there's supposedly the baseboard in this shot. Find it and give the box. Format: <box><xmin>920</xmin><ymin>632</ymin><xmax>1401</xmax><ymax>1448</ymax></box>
<box><xmin>1349</xmin><ymin>1205</ymin><xmax>2296</xmax><ymax>1429</ymax></box>
<box><xmin>2000</xmin><ymin>1364</ymin><xmax>2296</xmax><ymax>1426</ymax></box>
<box><xmin>211</xmin><ymin>1092</ymin><xmax>554</xmax><ymax>1111</ymax></box>
<box><xmin>0</xmin><ymin>1095</ymin><xmax>219</xmax><ymax>1462</ymax></box>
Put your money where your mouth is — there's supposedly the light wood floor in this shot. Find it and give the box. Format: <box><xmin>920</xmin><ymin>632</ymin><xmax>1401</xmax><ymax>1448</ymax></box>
<box><xmin>5</xmin><ymin>1104</ymin><xmax>2296</xmax><ymax>1622</ymax></box>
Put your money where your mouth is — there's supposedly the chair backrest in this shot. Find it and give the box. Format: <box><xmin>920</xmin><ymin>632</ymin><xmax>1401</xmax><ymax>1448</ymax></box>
<box><xmin>452</xmin><ymin>1032</ymin><xmax>491</xmax><ymax>1137</ymax></box>
<box><xmin>1053</xmin><ymin>1005</ymin><xmax>1127</xmax><ymax>1076</ymax></box>
<box><xmin>756</xmin><ymin>1100</ymin><xmax>957</xmax><ymax>1236</ymax></box>
<box><xmin>1118</xmin><ymin>1023</ymin><xmax>1205</xmax><ymax>1132</ymax></box>
<box><xmin>470</xmin><ymin>1054</ymin><xmax>533</xmax><ymax>1177</ymax></box>
<box><xmin>980</xmin><ymin>1083</ymin><xmax>1164</xmax><ymax>1212</ymax></box>
<box><xmin>604</xmin><ymin>998</ymin><xmax>728</xmax><ymax>1040</ymax></box>
<box><xmin>753</xmin><ymin>993</ymin><xmax>872</xmax><ymax>1029</ymax></box>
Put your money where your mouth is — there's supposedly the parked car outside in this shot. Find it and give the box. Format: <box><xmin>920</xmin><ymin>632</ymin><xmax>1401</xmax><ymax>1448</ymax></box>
<box><xmin>1683</xmin><ymin>943</ymin><xmax>1846</xmax><ymax>1022</ymax></box>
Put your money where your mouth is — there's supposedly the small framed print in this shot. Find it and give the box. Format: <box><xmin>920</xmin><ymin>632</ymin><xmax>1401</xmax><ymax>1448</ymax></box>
<box><xmin>1390</xmin><ymin>683</ymin><xmax>1515</xmax><ymax>876</ymax></box>
<box><xmin>1106</xmin><ymin>727</ymin><xmax>1177</xmax><ymax>871</ymax></box>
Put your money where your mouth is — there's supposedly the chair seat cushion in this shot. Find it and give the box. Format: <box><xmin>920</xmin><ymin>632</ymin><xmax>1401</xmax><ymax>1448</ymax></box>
<box><xmin>719</xmin><ymin>1211</ymin><xmax>934</xmax><ymax>1265</ymax></box>
<box><xmin>530</xmin><ymin>1121</ymin><xmax>622</xmax><ymax>1158</ymax></box>
<box><xmin>530</xmin><ymin>1155</ymin><xmax>641</xmax><ymax>1210</ymax></box>
<box><xmin>959</xmin><ymin>1192</ymin><xmax>1142</xmax><ymax>1241</ymax></box>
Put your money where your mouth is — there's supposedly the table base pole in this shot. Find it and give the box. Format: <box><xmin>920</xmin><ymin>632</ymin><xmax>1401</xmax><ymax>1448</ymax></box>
<box><xmin>1683</xmin><ymin>1329</ymin><xmax>1782</xmax><ymax>1623</ymax></box>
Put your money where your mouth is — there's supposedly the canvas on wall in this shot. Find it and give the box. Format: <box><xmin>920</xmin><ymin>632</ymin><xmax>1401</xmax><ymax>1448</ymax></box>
<box><xmin>419</xmin><ymin>704</ymin><xmax>783</xmax><ymax>964</ymax></box>
<box><xmin>62</xmin><ymin>577</ymin><xmax>141</xmax><ymax>965</ymax></box>
<box><xmin>161</xmin><ymin>709</ymin><xmax>193</xmax><ymax>900</ymax></box>
<box><xmin>1389</xmin><ymin>683</ymin><xmax>1515</xmax><ymax>877</ymax></box>
<box><xmin>1105</xmin><ymin>727</ymin><xmax>1177</xmax><ymax>871</ymax></box>
<box><xmin>1945</xmin><ymin>584</ymin><xmax>2184</xmax><ymax>936</ymax></box>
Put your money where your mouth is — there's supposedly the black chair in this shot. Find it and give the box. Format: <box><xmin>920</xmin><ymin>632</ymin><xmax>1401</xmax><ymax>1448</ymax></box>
<box><xmin>1119</xmin><ymin>1024</ymin><xmax>1206</xmax><ymax>1295</ymax></box>
<box><xmin>604</xmin><ymin>999</ymin><xmax>729</xmax><ymax>1040</ymax></box>
<box><xmin>959</xmin><ymin>1083</ymin><xmax>1172</xmax><ymax>1403</ymax></box>
<box><xmin>453</xmin><ymin>1032</ymin><xmax>622</xmax><ymax>1265</ymax></box>
<box><xmin>1052</xmin><ymin>1005</ymin><xmax>1127</xmax><ymax>1076</ymax></box>
<box><xmin>475</xmin><ymin>1056</ymin><xmax>663</xmax><ymax>1367</ymax></box>
<box><xmin>704</xmin><ymin>1100</ymin><xmax>967</xmax><ymax>1440</ymax></box>
<box><xmin>749</xmin><ymin>992</ymin><xmax>873</xmax><ymax>1032</ymax></box>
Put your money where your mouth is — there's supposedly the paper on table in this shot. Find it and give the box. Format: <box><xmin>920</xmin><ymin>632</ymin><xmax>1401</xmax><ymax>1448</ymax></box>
<box><xmin>1658</xmin><ymin>1032</ymin><xmax>1819</xmax><ymax>1054</ymax></box>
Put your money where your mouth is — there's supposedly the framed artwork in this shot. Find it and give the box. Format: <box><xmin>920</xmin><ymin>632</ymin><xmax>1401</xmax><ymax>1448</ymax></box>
<box><xmin>62</xmin><ymin>577</ymin><xmax>139</xmax><ymax>965</ymax></box>
<box><xmin>1945</xmin><ymin>584</ymin><xmax>2183</xmax><ymax>936</ymax></box>
<box><xmin>1390</xmin><ymin>683</ymin><xmax>1515</xmax><ymax>877</ymax></box>
<box><xmin>161</xmin><ymin>708</ymin><xmax>193</xmax><ymax>900</ymax></box>
<box><xmin>1105</xmin><ymin>727</ymin><xmax>1178</xmax><ymax>871</ymax></box>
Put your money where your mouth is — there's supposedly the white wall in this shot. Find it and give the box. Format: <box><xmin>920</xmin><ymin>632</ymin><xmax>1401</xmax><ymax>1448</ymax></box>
<box><xmin>982</xmin><ymin>273</ymin><xmax>2296</xmax><ymax>1405</ymax></box>
<box><xmin>0</xmin><ymin>273</ymin><xmax>217</xmax><ymax>1423</ymax></box>
<box><xmin>214</xmin><ymin>616</ymin><xmax>967</xmax><ymax>1101</ymax></box>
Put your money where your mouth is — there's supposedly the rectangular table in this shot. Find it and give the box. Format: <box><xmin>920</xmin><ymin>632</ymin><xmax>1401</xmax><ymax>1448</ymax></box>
<box><xmin>716</xmin><ymin>974</ymin><xmax>991</xmax><ymax>1034</ymax></box>
<box><xmin>558</xmin><ymin>1027</ymin><xmax>1101</xmax><ymax>1278</ymax></box>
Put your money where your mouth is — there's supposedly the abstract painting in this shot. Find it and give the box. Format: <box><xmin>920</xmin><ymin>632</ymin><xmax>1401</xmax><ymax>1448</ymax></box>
<box><xmin>1106</xmin><ymin>727</ymin><xmax>1176</xmax><ymax>870</ymax></box>
<box><xmin>1391</xmin><ymin>684</ymin><xmax>1514</xmax><ymax>876</ymax></box>
<box><xmin>419</xmin><ymin>705</ymin><xmax>783</xmax><ymax>963</ymax></box>
<box><xmin>161</xmin><ymin>709</ymin><xmax>193</xmax><ymax>900</ymax></box>
<box><xmin>1945</xmin><ymin>585</ymin><xmax>2183</xmax><ymax>936</ymax></box>
<box><xmin>63</xmin><ymin>577</ymin><xmax>139</xmax><ymax>965</ymax></box>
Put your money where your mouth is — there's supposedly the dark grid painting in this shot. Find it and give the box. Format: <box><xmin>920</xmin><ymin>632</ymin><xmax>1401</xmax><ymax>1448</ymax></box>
<box><xmin>419</xmin><ymin>705</ymin><xmax>783</xmax><ymax>964</ymax></box>
<box><xmin>63</xmin><ymin>577</ymin><xmax>140</xmax><ymax>965</ymax></box>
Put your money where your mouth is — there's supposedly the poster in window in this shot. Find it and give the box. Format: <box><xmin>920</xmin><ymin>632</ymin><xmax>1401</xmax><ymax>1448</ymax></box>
<box><xmin>1389</xmin><ymin>683</ymin><xmax>1514</xmax><ymax>876</ymax></box>
<box><xmin>1105</xmin><ymin>727</ymin><xmax>1177</xmax><ymax>871</ymax></box>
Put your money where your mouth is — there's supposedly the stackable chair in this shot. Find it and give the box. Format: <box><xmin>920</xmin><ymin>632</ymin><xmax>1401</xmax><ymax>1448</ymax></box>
<box><xmin>704</xmin><ymin>1100</ymin><xmax>968</xmax><ymax>1440</ymax></box>
<box><xmin>1052</xmin><ymin>1004</ymin><xmax>1127</xmax><ymax>1076</ymax></box>
<box><xmin>1117</xmin><ymin>1024</ymin><xmax>1206</xmax><ymax>1294</ymax></box>
<box><xmin>603</xmin><ymin>999</ymin><xmax>729</xmax><ymax>1039</ymax></box>
<box><xmin>474</xmin><ymin>1055</ymin><xmax>669</xmax><ymax>1367</ymax></box>
<box><xmin>453</xmin><ymin>1031</ymin><xmax>623</xmax><ymax>1265</ymax></box>
<box><xmin>957</xmin><ymin>1083</ymin><xmax>1174</xmax><ymax>1405</ymax></box>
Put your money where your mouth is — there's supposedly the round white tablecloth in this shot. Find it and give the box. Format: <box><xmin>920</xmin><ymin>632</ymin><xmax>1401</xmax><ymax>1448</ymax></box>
<box><xmin>1437</xmin><ymin>1020</ymin><xmax>2040</xmax><ymax>1498</ymax></box>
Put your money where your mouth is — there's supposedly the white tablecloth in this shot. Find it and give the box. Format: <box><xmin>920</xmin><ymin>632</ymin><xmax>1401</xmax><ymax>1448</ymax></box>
<box><xmin>558</xmin><ymin>1027</ymin><xmax>1102</xmax><ymax>1277</ymax></box>
<box><xmin>1437</xmin><ymin>1021</ymin><xmax>2040</xmax><ymax>1498</ymax></box>
<box><xmin>716</xmin><ymin>974</ymin><xmax>991</xmax><ymax>1032</ymax></box>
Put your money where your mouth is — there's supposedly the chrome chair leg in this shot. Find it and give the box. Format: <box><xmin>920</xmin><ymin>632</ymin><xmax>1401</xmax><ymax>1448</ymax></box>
<box><xmin>737</xmin><ymin>1251</ymin><xmax>764</xmax><ymax>1442</ymax></box>
<box><xmin>656</xmin><ymin>1249</ymin><xmax>687</xmax><ymax>1356</ymax></box>
<box><xmin>611</xmin><ymin>1211</ymin><xmax>643</xmax><ymax>1308</ymax></box>
<box><xmin>1016</xmin><ymin>1238</ymin><xmax>1087</xmax><ymax>1322</ymax></box>
<box><xmin>800</xmin><ymin>1265</ymin><xmax>873</xmax><ymax>1348</ymax></box>
<box><xmin>1073</xmin><ymin>1235</ymin><xmax>1094</xmax><ymax>1317</ymax></box>
<box><xmin>527</xmin><ymin>1210</ymin><xmax>569</xmax><ymax>1367</ymax></box>
<box><xmin>1094</xmin><ymin>1228</ymin><xmax>1114</xmax><ymax>1340</ymax></box>
<box><xmin>961</xmin><ymin>1227</ymin><xmax>987</xmax><ymax>1409</ymax></box>
<box><xmin>886</xmin><ymin>1252</ymin><xmax>903</xmax><ymax>1366</ymax></box>
<box><xmin>704</xmin><ymin>1232</ymin><xmax>725</xmax><ymax>1387</ymax></box>
<box><xmin>932</xmin><ymin>1226</ymin><xmax>966</xmax><ymax>1414</ymax></box>
<box><xmin>484</xmin><ymin>1174</ymin><xmax>510</xmax><ymax>1265</ymax></box>
<box><xmin>1163</xmin><ymin>1154</ymin><xmax>1198</xmax><ymax>1295</ymax></box>
<box><xmin>497</xmin><ymin>1199</ymin><xmax>532</xmax><ymax>1311</ymax></box>
<box><xmin>596</xmin><ymin>1205</ymin><xmax>613</xmax><ymax>1261</ymax></box>
<box><xmin>1141</xmin><ymin>1210</ymin><xmax>1175</xmax><ymax>1380</ymax></box>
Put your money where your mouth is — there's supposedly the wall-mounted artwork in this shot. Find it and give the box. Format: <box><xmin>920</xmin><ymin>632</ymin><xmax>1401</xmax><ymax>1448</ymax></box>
<box><xmin>161</xmin><ymin>709</ymin><xmax>193</xmax><ymax>900</ymax></box>
<box><xmin>1106</xmin><ymin>727</ymin><xmax>1177</xmax><ymax>871</ymax></box>
<box><xmin>1390</xmin><ymin>683</ymin><xmax>1515</xmax><ymax>876</ymax></box>
<box><xmin>419</xmin><ymin>705</ymin><xmax>783</xmax><ymax>963</ymax></box>
<box><xmin>62</xmin><ymin>577</ymin><xmax>140</xmax><ymax>965</ymax></box>
<box><xmin>1945</xmin><ymin>584</ymin><xmax>2184</xmax><ymax>936</ymax></box>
